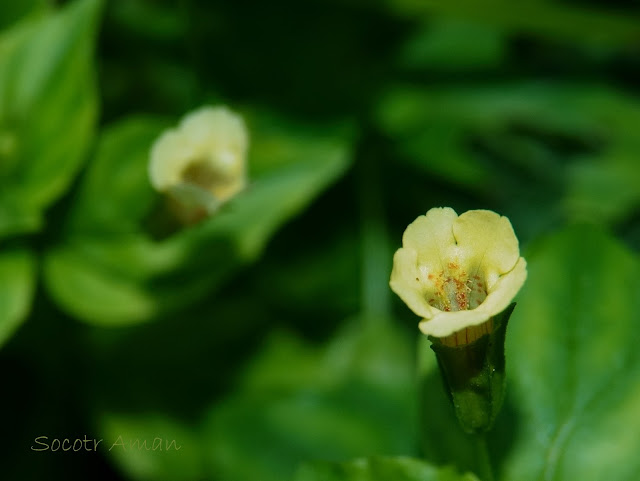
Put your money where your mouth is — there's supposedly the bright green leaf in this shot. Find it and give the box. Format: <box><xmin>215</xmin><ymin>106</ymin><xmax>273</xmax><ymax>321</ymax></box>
<box><xmin>498</xmin><ymin>225</ymin><xmax>640</xmax><ymax>480</ymax></box>
<box><xmin>0</xmin><ymin>248</ymin><xmax>36</xmax><ymax>348</ymax></box>
<box><xmin>0</xmin><ymin>0</ymin><xmax>101</xmax><ymax>239</ymax></box>
<box><xmin>295</xmin><ymin>457</ymin><xmax>479</xmax><ymax>481</ymax></box>
<box><xmin>43</xmin><ymin>243</ymin><xmax>158</xmax><ymax>325</ymax></box>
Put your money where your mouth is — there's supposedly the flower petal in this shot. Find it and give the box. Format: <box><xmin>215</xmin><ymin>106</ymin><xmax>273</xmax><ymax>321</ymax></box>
<box><xmin>390</xmin><ymin>247</ymin><xmax>436</xmax><ymax>319</ymax></box>
<box><xmin>180</xmin><ymin>106</ymin><xmax>248</xmax><ymax>155</ymax></box>
<box><xmin>149</xmin><ymin>130</ymin><xmax>193</xmax><ymax>191</ymax></box>
<box><xmin>475</xmin><ymin>256</ymin><xmax>527</xmax><ymax>320</ymax></box>
<box><xmin>419</xmin><ymin>308</ymin><xmax>489</xmax><ymax>338</ymax></box>
<box><xmin>402</xmin><ymin>207</ymin><xmax>458</xmax><ymax>267</ymax></box>
<box><xmin>453</xmin><ymin>210</ymin><xmax>520</xmax><ymax>284</ymax></box>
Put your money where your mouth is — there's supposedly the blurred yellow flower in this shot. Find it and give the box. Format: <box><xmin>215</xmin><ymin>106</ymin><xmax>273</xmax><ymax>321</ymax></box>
<box><xmin>149</xmin><ymin>106</ymin><xmax>248</xmax><ymax>214</ymax></box>
<box><xmin>390</xmin><ymin>207</ymin><xmax>527</xmax><ymax>346</ymax></box>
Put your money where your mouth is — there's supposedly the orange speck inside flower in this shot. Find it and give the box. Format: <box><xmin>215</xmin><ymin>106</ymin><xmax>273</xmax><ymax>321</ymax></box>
<box><xmin>423</xmin><ymin>263</ymin><xmax>491</xmax><ymax>346</ymax></box>
<box><xmin>426</xmin><ymin>264</ymin><xmax>486</xmax><ymax>313</ymax></box>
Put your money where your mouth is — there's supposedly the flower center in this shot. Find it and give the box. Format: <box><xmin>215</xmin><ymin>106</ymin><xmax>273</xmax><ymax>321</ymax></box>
<box><xmin>425</xmin><ymin>263</ymin><xmax>492</xmax><ymax>347</ymax></box>
<box><xmin>181</xmin><ymin>158</ymin><xmax>229</xmax><ymax>192</ymax></box>
<box><xmin>426</xmin><ymin>263</ymin><xmax>487</xmax><ymax>312</ymax></box>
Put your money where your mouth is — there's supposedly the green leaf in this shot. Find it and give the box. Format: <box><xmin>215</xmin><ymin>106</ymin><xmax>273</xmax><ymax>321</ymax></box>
<box><xmin>43</xmin><ymin>113</ymin><xmax>352</xmax><ymax>325</ymax></box>
<box><xmin>66</xmin><ymin>116</ymin><xmax>170</xmax><ymax>236</ymax></box>
<box><xmin>0</xmin><ymin>0</ymin><xmax>101</xmax><ymax>239</ymax></box>
<box><xmin>0</xmin><ymin>248</ymin><xmax>36</xmax><ymax>348</ymax></box>
<box><xmin>43</xmin><ymin>242</ymin><xmax>159</xmax><ymax>324</ymax></box>
<box><xmin>386</xmin><ymin>0</ymin><xmax>640</xmax><ymax>48</ymax></box>
<box><xmin>564</xmin><ymin>146</ymin><xmax>640</xmax><ymax>224</ymax></box>
<box><xmin>399</xmin><ymin>20</ymin><xmax>505</xmax><ymax>72</ymax></box>
<box><xmin>496</xmin><ymin>225</ymin><xmax>640</xmax><ymax>480</ymax></box>
<box><xmin>295</xmin><ymin>457</ymin><xmax>479</xmax><ymax>481</ymax></box>
<box><xmin>96</xmin><ymin>412</ymin><xmax>206</xmax><ymax>481</ymax></box>
<box><xmin>376</xmin><ymin>84</ymin><xmax>640</xmax><ymax>230</ymax></box>
<box><xmin>203</xmin><ymin>322</ymin><xmax>418</xmax><ymax>481</ymax></box>
<box><xmin>0</xmin><ymin>0</ymin><xmax>49</xmax><ymax>31</ymax></box>
<box><xmin>108</xmin><ymin>0</ymin><xmax>187</xmax><ymax>41</ymax></box>
<box><xmin>376</xmin><ymin>83</ymin><xmax>586</xmax><ymax>188</ymax></box>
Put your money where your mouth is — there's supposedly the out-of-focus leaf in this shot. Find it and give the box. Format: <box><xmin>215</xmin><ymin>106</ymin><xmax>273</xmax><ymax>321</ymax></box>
<box><xmin>376</xmin><ymin>84</ymin><xmax>640</xmax><ymax>228</ymax></box>
<box><xmin>252</xmin><ymin>227</ymin><xmax>359</xmax><ymax>325</ymax></box>
<box><xmin>43</xmin><ymin>243</ymin><xmax>160</xmax><ymax>324</ymax></box>
<box><xmin>0</xmin><ymin>0</ymin><xmax>101</xmax><ymax>239</ymax></box>
<box><xmin>43</xmin><ymin>113</ymin><xmax>353</xmax><ymax>325</ymax></box>
<box><xmin>496</xmin><ymin>226</ymin><xmax>640</xmax><ymax>480</ymax></box>
<box><xmin>0</xmin><ymin>248</ymin><xmax>35</xmax><ymax>348</ymax></box>
<box><xmin>0</xmin><ymin>0</ymin><xmax>49</xmax><ymax>30</ymax></box>
<box><xmin>386</xmin><ymin>0</ymin><xmax>640</xmax><ymax>48</ymax></box>
<box><xmin>399</xmin><ymin>20</ymin><xmax>505</xmax><ymax>72</ymax></box>
<box><xmin>97</xmin><ymin>412</ymin><xmax>205</xmax><ymax>481</ymax></box>
<box><xmin>565</xmin><ymin>146</ymin><xmax>640</xmax><ymax>224</ymax></box>
<box><xmin>203</xmin><ymin>321</ymin><xmax>418</xmax><ymax>481</ymax></box>
<box><xmin>67</xmin><ymin>117</ymin><xmax>170</xmax><ymax>236</ymax></box>
<box><xmin>376</xmin><ymin>83</ymin><xmax>584</xmax><ymax>189</ymax></box>
<box><xmin>295</xmin><ymin>457</ymin><xmax>479</xmax><ymax>481</ymax></box>
<box><xmin>108</xmin><ymin>0</ymin><xmax>187</xmax><ymax>41</ymax></box>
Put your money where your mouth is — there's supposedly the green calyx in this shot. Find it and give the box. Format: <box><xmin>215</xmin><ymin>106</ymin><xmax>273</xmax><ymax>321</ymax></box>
<box><xmin>429</xmin><ymin>303</ymin><xmax>516</xmax><ymax>434</ymax></box>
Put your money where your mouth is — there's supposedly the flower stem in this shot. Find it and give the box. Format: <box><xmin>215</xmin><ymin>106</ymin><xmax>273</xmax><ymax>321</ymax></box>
<box><xmin>475</xmin><ymin>435</ymin><xmax>494</xmax><ymax>481</ymax></box>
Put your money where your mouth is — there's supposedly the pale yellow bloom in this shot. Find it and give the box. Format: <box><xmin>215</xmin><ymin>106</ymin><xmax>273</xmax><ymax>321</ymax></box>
<box><xmin>149</xmin><ymin>106</ymin><xmax>248</xmax><ymax>213</ymax></box>
<box><xmin>390</xmin><ymin>207</ymin><xmax>527</xmax><ymax>345</ymax></box>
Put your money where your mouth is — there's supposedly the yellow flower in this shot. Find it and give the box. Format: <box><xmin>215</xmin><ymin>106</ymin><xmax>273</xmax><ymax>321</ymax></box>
<box><xmin>149</xmin><ymin>106</ymin><xmax>248</xmax><ymax>214</ymax></box>
<box><xmin>390</xmin><ymin>207</ymin><xmax>527</xmax><ymax>346</ymax></box>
